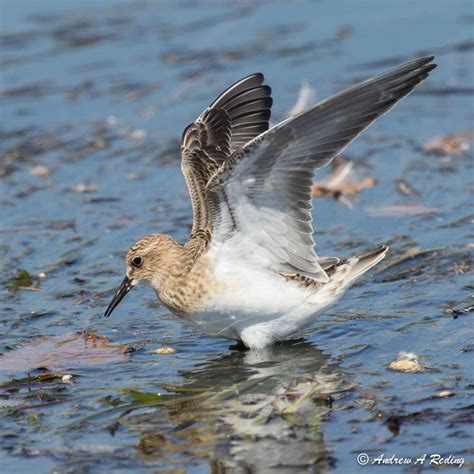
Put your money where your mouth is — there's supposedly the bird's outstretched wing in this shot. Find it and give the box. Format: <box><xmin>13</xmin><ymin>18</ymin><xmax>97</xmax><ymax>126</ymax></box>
<box><xmin>205</xmin><ymin>56</ymin><xmax>436</xmax><ymax>281</ymax></box>
<box><xmin>180</xmin><ymin>74</ymin><xmax>272</xmax><ymax>242</ymax></box>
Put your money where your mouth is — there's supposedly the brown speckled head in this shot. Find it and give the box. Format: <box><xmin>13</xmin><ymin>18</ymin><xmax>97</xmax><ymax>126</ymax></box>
<box><xmin>126</xmin><ymin>234</ymin><xmax>189</xmax><ymax>285</ymax></box>
<box><xmin>104</xmin><ymin>233</ymin><xmax>189</xmax><ymax>318</ymax></box>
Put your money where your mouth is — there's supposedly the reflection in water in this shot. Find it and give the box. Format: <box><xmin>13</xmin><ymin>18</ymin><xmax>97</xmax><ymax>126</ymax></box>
<box><xmin>122</xmin><ymin>340</ymin><xmax>346</xmax><ymax>472</ymax></box>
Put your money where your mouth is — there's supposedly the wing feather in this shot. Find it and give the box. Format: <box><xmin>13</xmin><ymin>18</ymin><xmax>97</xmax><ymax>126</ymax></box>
<box><xmin>207</xmin><ymin>56</ymin><xmax>436</xmax><ymax>280</ymax></box>
<box><xmin>180</xmin><ymin>74</ymin><xmax>272</xmax><ymax>251</ymax></box>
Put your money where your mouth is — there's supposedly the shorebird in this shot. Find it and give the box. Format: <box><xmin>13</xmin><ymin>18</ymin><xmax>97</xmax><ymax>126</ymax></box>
<box><xmin>105</xmin><ymin>56</ymin><xmax>436</xmax><ymax>349</ymax></box>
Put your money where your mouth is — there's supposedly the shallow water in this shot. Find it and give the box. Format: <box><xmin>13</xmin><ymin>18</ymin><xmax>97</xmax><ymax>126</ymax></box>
<box><xmin>0</xmin><ymin>1</ymin><xmax>473</xmax><ymax>472</ymax></box>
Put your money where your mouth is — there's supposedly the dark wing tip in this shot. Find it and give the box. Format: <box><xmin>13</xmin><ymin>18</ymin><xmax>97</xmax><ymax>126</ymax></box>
<box><xmin>379</xmin><ymin>55</ymin><xmax>436</xmax><ymax>81</ymax></box>
<box><xmin>243</xmin><ymin>72</ymin><xmax>264</xmax><ymax>83</ymax></box>
<box><xmin>209</xmin><ymin>73</ymin><xmax>267</xmax><ymax>107</ymax></box>
<box><xmin>419</xmin><ymin>55</ymin><xmax>435</xmax><ymax>62</ymax></box>
<box><xmin>226</xmin><ymin>72</ymin><xmax>265</xmax><ymax>86</ymax></box>
<box><xmin>205</xmin><ymin>73</ymin><xmax>272</xmax><ymax>152</ymax></box>
<box><xmin>408</xmin><ymin>55</ymin><xmax>435</xmax><ymax>67</ymax></box>
<box><xmin>417</xmin><ymin>55</ymin><xmax>437</xmax><ymax>72</ymax></box>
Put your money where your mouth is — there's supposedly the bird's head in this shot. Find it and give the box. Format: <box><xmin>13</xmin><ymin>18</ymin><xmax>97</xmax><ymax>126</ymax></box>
<box><xmin>104</xmin><ymin>233</ymin><xmax>183</xmax><ymax>317</ymax></box>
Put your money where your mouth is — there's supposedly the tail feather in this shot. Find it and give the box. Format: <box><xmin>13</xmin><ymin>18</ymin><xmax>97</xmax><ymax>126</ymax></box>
<box><xmin>347</xmin><ymin>244</ymin><xmax>389</xmax><ymax>282</ymax></box>
<box><xmin>327</xmin><ymin>244</ymin><xmax>388</xmax><ymax>290</ymax></box>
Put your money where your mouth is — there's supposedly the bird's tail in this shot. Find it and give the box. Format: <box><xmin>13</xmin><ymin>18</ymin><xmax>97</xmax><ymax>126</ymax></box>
<box><xmin>325</xmin><ymin>244</ymin><xmax>388</xmax><ymax>293</ymax></box>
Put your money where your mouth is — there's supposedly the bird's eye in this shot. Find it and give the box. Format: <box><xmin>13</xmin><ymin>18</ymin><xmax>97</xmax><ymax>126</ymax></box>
<box><xmin>131</xmin><ymin>256</ymin><xmax>143</xmax><ymax>268</ymax></box>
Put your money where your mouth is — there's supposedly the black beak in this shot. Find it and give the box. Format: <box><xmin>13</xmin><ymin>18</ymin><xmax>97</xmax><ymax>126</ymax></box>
<box><xmin>104</xmin><ymin>276</ymin><xmax>134</xmax><ymax>318</ymax></box>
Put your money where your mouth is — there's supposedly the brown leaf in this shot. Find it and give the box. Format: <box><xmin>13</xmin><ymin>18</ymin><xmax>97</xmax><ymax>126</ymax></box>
<box><xmin>422</xmin><ymin>128</ymin><xmax>474</xmax><ymax>155</ymax></box>
<box><xmin>0</xmin><ymin>331</ymin><xmax>131</xmax><ymax>372</ymax></box>
<box><xmin>312</xmin><ymin>161</ymin><xmax>375</xmax><ymax>199</ymax></box>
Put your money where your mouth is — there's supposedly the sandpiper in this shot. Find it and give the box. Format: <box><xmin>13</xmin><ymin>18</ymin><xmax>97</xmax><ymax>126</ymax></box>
<box><xmin>105</xmin><ymin>56</ymin><xmax>436</xmax><ymax>349</ymax></box>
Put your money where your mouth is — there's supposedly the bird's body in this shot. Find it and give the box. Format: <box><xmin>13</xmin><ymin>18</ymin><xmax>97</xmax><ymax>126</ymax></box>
<box><xmin>181</xmin><ymin>258</ymin><xmax>370</xmax><ymax>349</ymax></box>
<box><xmin>105</xmin><ymin>57</ymin><xmax>436</xmax><ymax>349</ymax></box>
<box><xmin>123</xmin><ymin>235</ymin><xmax>387</xmax><ymax>349</ymax></box>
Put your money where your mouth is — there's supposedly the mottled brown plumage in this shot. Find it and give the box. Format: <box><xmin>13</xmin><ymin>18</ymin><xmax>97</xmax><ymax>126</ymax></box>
<box><xmin>180</xmin><ymin>74</ymin><xmax>273</xmax><ymax>257</ymax></box>
<box><xmin>126</xmin><ymin>234</ymin><xmax>223</xmax><ymax>316</ymax></box>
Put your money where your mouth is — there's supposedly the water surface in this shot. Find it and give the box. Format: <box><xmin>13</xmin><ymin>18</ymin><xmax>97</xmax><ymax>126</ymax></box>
<box><xmin>1</xmin><ymin>1</ymin><xmax>473</xmax><ymax>472</ymax></box>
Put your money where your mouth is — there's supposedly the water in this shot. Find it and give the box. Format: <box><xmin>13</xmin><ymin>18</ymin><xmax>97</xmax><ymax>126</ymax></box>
<box><xmin>0</xmin><ymin>1</ymin><xmax>473</xmax><ymax>472</ymax></box>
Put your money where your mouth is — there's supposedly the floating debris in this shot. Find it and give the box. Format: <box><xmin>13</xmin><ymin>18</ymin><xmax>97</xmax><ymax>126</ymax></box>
<box><xmin>6</xmin><ymin>269</ymin><xmax>38</xmax><ymax>292</ymax></box>
<box><xmin>436</xmin><ymin>390</ymin><xmax>454</xmax><ymax>398</ymax></box>
<box><xmin>0</xmin><ymin>331</ymin><xmax>131</xmax><ymax>371</ymax></box>
<box><xmin>312</xmin><ymin>161</ymin><xmax>375</xmax><ymax>207</ymax></box>
<box><xmin>388</xmin><ymin>352</ymin><xmax>425</xmax><ymax>373</ymax></box>
<box><xmin>28</xmin><ymin>164</ymin><xmax>50</xmax><ymax>178</ymax></box>
<box><xmin>395</xmin><ymin>179</ymin><xmax>419</xmax><ymax>196</ymax></box>
<box><xmin>422</xmin><ymin>128</ymin><xmax>474</xmax><ymax>155</ymax></box>
<box><xmin>70</xmin><ymin>182</ymin><xmax>98</xmax><ymax>193</ymax></box>
<box><xmin>153</xmin><ymin>347</ymin><xmax>176</xmax><ymax>355</ymax></box>
<box><xmin>444</xmin><ymin>298</ymin><xmax>474</xmax><ymax>319</ymax></box>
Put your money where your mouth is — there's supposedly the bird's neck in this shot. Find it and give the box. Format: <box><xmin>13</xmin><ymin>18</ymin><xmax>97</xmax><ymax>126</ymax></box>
<box><xmin>184</xmin><ymin>228</ymin><xmax>211</xmax><ymax>260</ymax></box>
<box><xmin>158</xmin><ymin>251</ymin><xmax>214</xmax><ymax>317</ymax></box>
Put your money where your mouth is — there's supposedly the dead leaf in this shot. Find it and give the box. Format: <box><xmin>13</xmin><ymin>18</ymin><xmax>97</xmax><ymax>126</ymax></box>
<box><xmin>312</xmin><ymin>161</ymin><xmax>375</xmax><ymax>202</ymax></box>
<box><xmin>0</xmin><ymin>331</ymin><xmax>131</xmax><ymax>372</ymax></box>
<box><xmin>422</xmin><ymin>128</ymin><xmax>474</xmax><ymax>155</ymax></box>
<box><xmin>388</xmin><ymin>352</ymin><xmax>424</xmax><ymax>373</ymax></box>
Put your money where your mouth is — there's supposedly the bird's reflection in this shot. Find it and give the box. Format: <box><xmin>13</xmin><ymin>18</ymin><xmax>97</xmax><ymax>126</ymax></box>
<box><xmin>123</xmin><ymin>339</ymin><xmax>344</xmax><ymax>472</ymax></box>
